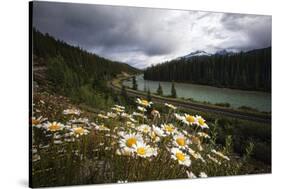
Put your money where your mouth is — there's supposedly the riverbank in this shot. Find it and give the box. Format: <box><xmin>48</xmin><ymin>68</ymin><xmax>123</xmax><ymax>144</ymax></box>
<box><xmin>111</xmin><ymin>74</ymin><xmax>271</xmax><ymax>123</ymax></box>
<box><xmin>124</xmin><ymin>74</ymin><xmax>271</xmax><ymax>112</ymax></box>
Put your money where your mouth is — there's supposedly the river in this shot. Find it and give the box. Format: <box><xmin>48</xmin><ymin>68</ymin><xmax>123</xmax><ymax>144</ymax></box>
<box><xmin>123</xmin><ymin>74</ymin><xmax>271</xmax><ymax>112</ymax></box>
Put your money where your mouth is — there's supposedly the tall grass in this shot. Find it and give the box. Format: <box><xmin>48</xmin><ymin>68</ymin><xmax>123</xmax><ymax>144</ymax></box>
<box><xmin>32</xmin><ymin>97</ymin><xmax>259</xmax><ymax>187</ymax></box>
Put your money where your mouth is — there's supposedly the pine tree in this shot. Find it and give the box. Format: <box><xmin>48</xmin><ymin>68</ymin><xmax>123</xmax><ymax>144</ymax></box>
<box><xmin>147</xmin><ymin>88</ymin><xmax>152</xmax><ymax>101</ymax></box>
<box><xmin>156</xmin><ymin>83</ymin><xmax>163</xmax><ymax>96</ymax></box>
<box><xmin>144</xmin><ymin>82</ymin><xmax>147</xmax><ymax>92</ymax></box>
<box><xmin>132</xmin><ymin>76</ymin><xmax>138</xmax><ymax>90</ymax></box>
<box><xmin>171</xmin><ymin>81</ymin><xmax>177</xmax><ymax>98</ymax></box>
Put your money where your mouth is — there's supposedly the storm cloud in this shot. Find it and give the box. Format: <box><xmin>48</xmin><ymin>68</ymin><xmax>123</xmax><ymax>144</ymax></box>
<box><xmin>33</xmin><ymin>1</ymin><xmax>272</xmax><ymax>68</ymax></box>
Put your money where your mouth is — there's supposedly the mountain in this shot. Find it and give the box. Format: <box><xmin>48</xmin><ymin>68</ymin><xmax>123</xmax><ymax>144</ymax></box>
<box><xmin>33</xmin><ymin>29</ymin><xmax>140</xmax><ymax>77</ymax></box>
<box><xmin>178</xmin><ymin>50</ymin><xmax>211</xmax><ymax>60</ymax></box>
<box><xmin>178</xmin><ymin>49</ymin><xmax>235</xmax><ymax>60</ymax></box>
<box><xmin>32</xmin><ymin>29</ymin><xmax>141</xmax><ymax>108</ymax></box>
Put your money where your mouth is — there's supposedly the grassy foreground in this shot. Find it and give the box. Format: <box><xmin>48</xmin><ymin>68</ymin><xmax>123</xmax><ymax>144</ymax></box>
<box><xmin>31</xmin><ymin>90</ymin><xmax>265</xmax><ymax>187</ymax></box>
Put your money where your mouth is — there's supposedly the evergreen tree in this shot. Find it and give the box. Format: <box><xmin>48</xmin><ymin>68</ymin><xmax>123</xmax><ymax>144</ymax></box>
<box><xmin>171</xmin><ymin>82</ymin><xmax>177</xmax><ymax>98</ymax></box>
<box><xmin>156</xmin><ymin>83</ymin><xmax>163</xmax><ymax>96</ymax></box>
<box><xmin>147</xmin><ymin>88</ymin><xmax>152</xmax><ymax>101</ymax></box>
<box><xmin>144</xmin><ymin>82</ymin><xmax>147</xmax><ymax>92</ymax></box>
<box><xmin>132</xmin><ymin>75</ymin><xmax>138</xmax><ymax>90</ymax></box>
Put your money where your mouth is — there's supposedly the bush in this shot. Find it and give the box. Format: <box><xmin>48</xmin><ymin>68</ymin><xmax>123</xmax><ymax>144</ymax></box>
<box><xmin>215</xmin><ymin>102</ymin><xmax>230</xmax><ymax>107</ymax></box>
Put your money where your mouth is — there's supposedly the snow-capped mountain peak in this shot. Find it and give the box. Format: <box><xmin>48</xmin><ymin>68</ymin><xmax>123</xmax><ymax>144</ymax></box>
<box><xmin>178</xmin><ymin>50</ymin><xmax>211</xmax><ymax>60</ymax></box>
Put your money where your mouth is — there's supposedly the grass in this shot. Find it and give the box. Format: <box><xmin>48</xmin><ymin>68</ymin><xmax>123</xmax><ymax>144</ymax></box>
<box><xmin>31</xmin><ymin>91</ymin><xmax>270</xmax><ymax>187</ymax></box>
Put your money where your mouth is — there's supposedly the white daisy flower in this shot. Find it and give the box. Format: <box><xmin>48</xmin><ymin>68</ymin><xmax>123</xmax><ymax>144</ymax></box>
<box><xmin>165</xmin><ymin>103</ymin><xmax>177</xmax><ymax>110</ymax></box>
<box><xmin>114</xmin><ymin>105</ymin><xmax>125</xmax><ymax>110</ymax></box>
<box><xmin>183</xmin><ymin>114</ymin><xmax>197</xmax><ymax>126</ymax></box>
<box><xmin>126</xmin><ymin>121</ymin><xmax>135</xmax><ymax>128</ymax></box>
<box><xmin>137</xmin><ymin>106</ymin><xmax>147</xmax><ymax>112</ymax></box>
<box><xmin>196</xmin><ymin>115</ymin><xmax>209</xmax><ymax>129</ymax></box>
<box><xmin>171</xmin><ymin>148</ymin><xmax>191</xmax><ymax>167</ymax></box>
<box><xmin>43</xmin><ymin>122</ymin><xmax>65</xmax><ymax>132</ymax></box>
<box><xmin>107</xmin><ymin>112</ymin><xmax>117</xmax><ymax>118</ymax></box>
<box><xmin>136</xmin><ymin>98</ymin><xmax>153</xmax><ymax>107</ymax></box>
<box><xmin>117</xmin><ymin>180</ymin><xmax>128</xmax><ymax>184</ymax></box>
<box><xmin>137</xmin><ymin>124</ymin><xmax>151</xmax><ymax>134</ymax></box>
<box><xmin>111</xmin><ymin>107</ymin><xmax>125</xmax><ymax>113</ymax></box>
<box><xmin>161</xmin><ymin>123</ymin><xmax>177</xmax><ymax>135</ymax></box>
<box><xmin>174</xmin><ymin>113</ymin><xmax>184</xmax><ymax>121</ymax></box>
<box><xmin>32</xmin><ymin>154</ymin><xmax>41</xmax><ymax>162</ymax></box>
<box><xmin>152</xmin><ymin>125</ymin><xmax>166</xmax><ymax>137</ymax></box>
<box><xmin>69</xmin><ymin>117</ymin><xmax>89</xmax><ymax>124</ymax></box>
<box><xmin>133</xmin><ymin>141</ymin><xmax>158</xmax><ymax>158</ymax></box>
<box><xmin>70</xmin><ymin>127</ymin><xmax>90</xmax><ymax>138</ymax></box>
<box><xmin>132</xmin><ymin>112</ymin><xmax>147</xmax><ymax>119</ymax></box>
<box><xmin>98</xmin><ymin>113</ymin><xmax>109</xmax><ymax>119</ymax></box>
<box><xmin>173</xmin><ymin>133</ymin><xmax>191</xmax><ymax>149</ymax></box>
<box><xmin>115</xmin><ymin>148</ymin><xmax>134</xmax><ymax>156</ymax></box>
<box><xmin>32</xmin><ymin>116</ymin><xmax>47</xmax><ymax>128</ymax></box>
<box><xmin>207</xmin><ymin>154</ymin><xmax>221</xmax><ymax>165</ymax></box>
<box><xmin>120</xmin><ymin>112</ymin><xmax>132</xmax><ymax>119</ymax></box>
<box><xmin>54</xmin><ymin>140</ymin><xmax>63</xmax><ymax>144</ymax></box>
<box><xmin>53</xmin><ymin>133</ymin><xmax>62</xmax><ymax>139</ymax></box>
<box><xmin>199</xmin><ymin>172</ymin><xmax>208</xmax><ymax>178</ymax></box>
<box><xmin>94</xmin><ymin>124</ymin><xmax>110</xmax><ymax>131</ymax></box>
<box><xmin>149</xmin><ymin>131</ymin><xmax>160</xmax><ymax>142</ymax></box>
<box><xmin>119</xmin><ymin>133</ymin><xmax>144</xmax><ymax>152</ymax></box>
<box><xmin>186</xmin><ymin>170</ymin><xmax>197</xmax><ymax>179</ymax></box>
<box><xmin>188</xmin><ymin>148</ymin><xmax>205</xmax><ymax>162</ymax></box>
<box><xmin>62</xmin><ymin>108</ymin><xmax>81</xmax><ymax>116</ymax></box>
<box><xmin>129</xmin><ymin>117</ymin><xmax>137</xmax><ymax>123</ymax></box>
<box><xmin>211</xmin><ymin>149</ymin><xmax>230</xmax><ymax>161</ymax></box>
<box><xmin>197</xmin><ymin>132</ymin><xmax>210</xmax><ymax>139</ymax></box>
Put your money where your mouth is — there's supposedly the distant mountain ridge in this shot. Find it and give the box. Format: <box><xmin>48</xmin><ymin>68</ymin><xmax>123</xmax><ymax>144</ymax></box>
<box><xmin>178</xmin><ymin>50</ymin><xmax>211</xmax><ymax>59</ymax></box>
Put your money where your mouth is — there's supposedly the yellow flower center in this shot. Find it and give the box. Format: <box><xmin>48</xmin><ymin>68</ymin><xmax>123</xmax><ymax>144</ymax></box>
<box><xmin>74</xmin><ymin>127</ymin><xmax>84</xmax><ymax>135</ymax></box>
<box><xmin>165</xmin><ymin>124</ymin><xmax>174</xmax><ymax>133</ymax></box>
<box><xmin>32</xmin><ymin>119</ymin><xmax>40</xmax><ymax>125</ymax></box>
<box><xmin>141</xmin><ymin>100</ymin><xmax>149</xmax><ymax>106</ymax></box>
<box><xmin>176</xmin><ymin>152</ymin><xmax>185</xmax><ymax>161</ymax></box>
<box><xmin>126</xmin><ymin>138</ymin><xmax>137</xmax><ymax>147</ymax></box>
<box><xmin>49</xmin><ymin>123</ymin><xmax>61</xmax><ymax>132</ymax></box>
<box><xmin>186</xmin><ymin>115</ymin><xmax>195</xmax><ymax>123</ymax></box>
<box><xmin>198</xmin><ymin>118</ymin><xmax>205</xmax><ymax>125</ymax></box>
<box><xmin>137</xmin><ymin>147</ymin><xmax>146</xmax><ymax>155</ymax></box>
<box><xmin>176</xmin><ymin>138</ymin><xmax>186</xmax><ymax>146</ymax></box>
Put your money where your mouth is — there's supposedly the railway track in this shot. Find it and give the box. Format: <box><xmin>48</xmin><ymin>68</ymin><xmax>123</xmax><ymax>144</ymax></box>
<box><xmin>109</xmin><ymin>80</ymin><xmax>271</xmax><ymax>124</ymax></box>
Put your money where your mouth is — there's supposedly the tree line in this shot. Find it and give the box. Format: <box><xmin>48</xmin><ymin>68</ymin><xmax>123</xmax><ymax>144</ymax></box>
<box><xmin>33</xmin><ymin>29</ymin><xmax>140</xmax><ymax>108</ymax></box>
<box><xmin>144</xmin><ymin>47</ymin><xmax>271</xmax><ymax>92</ymax></box>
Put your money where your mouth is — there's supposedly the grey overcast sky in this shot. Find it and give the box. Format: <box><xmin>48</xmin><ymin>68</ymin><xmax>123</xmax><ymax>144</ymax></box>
<box><xmin>33</xmin><ymin>1</ymin><xmax>272</xmax><ymax>69</ymax></box>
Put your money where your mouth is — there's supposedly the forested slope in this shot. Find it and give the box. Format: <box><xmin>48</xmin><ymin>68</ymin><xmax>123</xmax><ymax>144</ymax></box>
<box><xmin>32</xmin><ymin>29</ymin><xmax>140</xmax><ymax>108</ymax></box>
<box><xmin>144</xmin><ymin>47</ymin><xmax>271</xmax><ymax>92</ymax></box>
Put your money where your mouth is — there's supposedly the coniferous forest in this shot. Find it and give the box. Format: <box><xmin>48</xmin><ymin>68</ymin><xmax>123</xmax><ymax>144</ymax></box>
<box><xmin>33</xmin><ymin>29</ymin><xmax>139</xmax><ymax>79</ymax></box>
<box><xmin>144</xmin><ymin>47</ymin><xmax>271</xmax><ymax>92</ymax></box>
<box><xmin>33</xmin><ymin>29</ymin><xmax>140</xmax><ymax>108</ymax></box>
